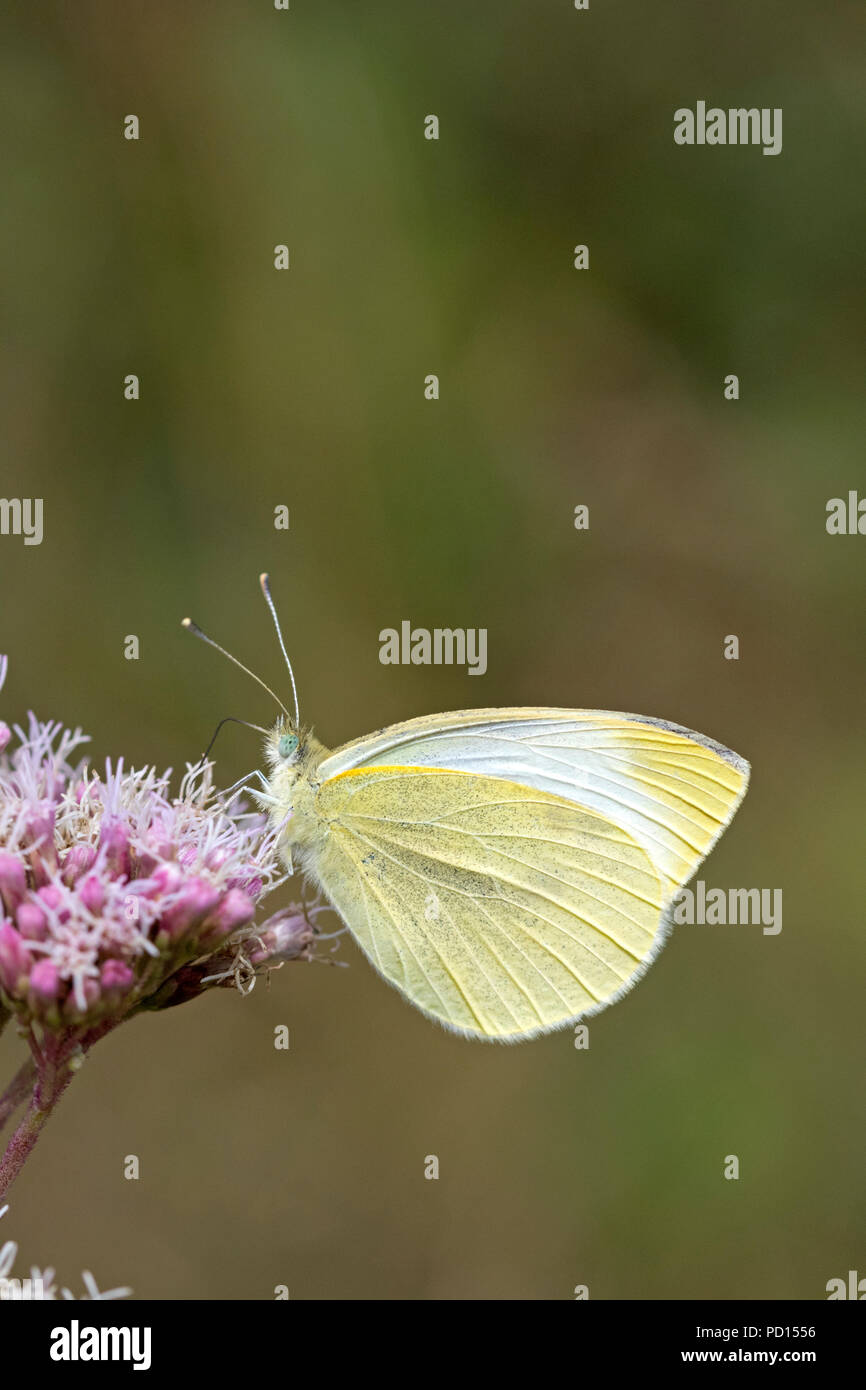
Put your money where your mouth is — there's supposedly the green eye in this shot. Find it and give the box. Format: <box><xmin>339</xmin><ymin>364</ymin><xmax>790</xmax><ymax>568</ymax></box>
<box><xmin>278</xmin><ymin>733</ymin><xmax>299</xmax><ymax>760</ymax></box>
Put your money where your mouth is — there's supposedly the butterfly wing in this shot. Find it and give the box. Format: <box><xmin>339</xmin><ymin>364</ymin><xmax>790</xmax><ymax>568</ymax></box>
<box><xmin>309</xmin><ymin>765</ymin><xmax>664</xmax><ymax>1040</ymax></box>
<box><xmin>316</xmin><ymin>709</ymin><xmax>749</xmax><ymax>899</ymax></box>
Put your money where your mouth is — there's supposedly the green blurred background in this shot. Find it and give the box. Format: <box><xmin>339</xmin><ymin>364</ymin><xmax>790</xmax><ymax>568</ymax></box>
<box><xmin>0</xmin><ymin>0</ymin><xmax>864</xmax><ymax>1299</ymax></box>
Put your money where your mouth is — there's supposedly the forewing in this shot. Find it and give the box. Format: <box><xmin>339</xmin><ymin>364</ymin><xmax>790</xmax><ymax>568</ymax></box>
<box><xmin>311</xmin><ymin>766</ymin><xmax>664</xmax><ymax>1040</ymax></box>
<box><xmin>317</xmin><ymin>709</ymin><xmax>749</xmax><ymax>898</ymax></box>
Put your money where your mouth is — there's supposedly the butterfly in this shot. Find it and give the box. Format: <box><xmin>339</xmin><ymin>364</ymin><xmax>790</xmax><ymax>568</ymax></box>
<box><xmin>183</xmin><ymin>576</ymin><xmax>749</xmax><ymax>1042</ymax></box>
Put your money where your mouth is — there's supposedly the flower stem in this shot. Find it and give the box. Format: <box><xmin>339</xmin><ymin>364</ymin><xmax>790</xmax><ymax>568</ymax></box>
<box><xmin>0</xmin><ymin>1045</ymin><xmax>76</xmax><ymax>1201</ymax></box>
<box><xmin>0</xmin><ymin>1058</ymin><xmax>37</xmax><ymax>1134</ymax></box>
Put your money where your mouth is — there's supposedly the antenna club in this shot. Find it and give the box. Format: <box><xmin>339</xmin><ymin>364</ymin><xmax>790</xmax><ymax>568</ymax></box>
<box><xmin>177</xmin><ymin>608</ymin><xmax>292</xmax><ymax>720</ymax></box>
<box><xmin>257</xmin><ymin>572</ymin><xmax>300</xmax><ymax>726</ymax></box>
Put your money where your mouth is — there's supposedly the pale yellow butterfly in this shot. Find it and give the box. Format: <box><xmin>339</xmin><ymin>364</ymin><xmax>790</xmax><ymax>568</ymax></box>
<box><xmin>183</xmin><ymin>576</ymin><xmax>749</xmax><ymax>1042</ymax></box>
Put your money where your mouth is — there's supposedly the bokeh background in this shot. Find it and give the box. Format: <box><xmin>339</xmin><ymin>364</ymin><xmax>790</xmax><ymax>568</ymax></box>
<box><xmin>1</xmin><ymin>0</ymin><xmax>864</xmax><ymax>1300</ymax></box>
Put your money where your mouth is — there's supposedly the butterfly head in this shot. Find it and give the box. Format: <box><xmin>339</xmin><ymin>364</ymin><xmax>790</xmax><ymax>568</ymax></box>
<box><xmin>266</xmin><ymin>719</ymin><xmax>304</xmax><ymax>774</ymax></box>
<box><xmin>276</xmin><ymin>728</ymin><xmax>300</xmax><ymax>765</ymax></box>
<box><xmin>264</xmin><ymin>718</ymin><xmax>326</xmax><ymax>786</ymax></box>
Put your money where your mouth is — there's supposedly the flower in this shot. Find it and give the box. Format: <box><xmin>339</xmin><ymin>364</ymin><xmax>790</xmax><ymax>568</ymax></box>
<box><xmin>0</xmin><ymin>657</ymin><xmax>10</xmax><ymax>755</ymax></box>
<box><xmin>0</xmin><ymin>1204</ymin><xmax>130</xmax><ymax>1300</ymax></box>
<box><xmin>0</xmin><ymin>659</ymin><xmax>315</xmax><ymax>1033</ymax></box>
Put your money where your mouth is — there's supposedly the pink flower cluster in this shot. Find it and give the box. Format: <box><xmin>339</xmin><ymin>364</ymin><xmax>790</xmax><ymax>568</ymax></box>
<box><xmin>0</xmin><ymin>658</ymin><xmax>312</xmax><ymax>1032</ymax></box>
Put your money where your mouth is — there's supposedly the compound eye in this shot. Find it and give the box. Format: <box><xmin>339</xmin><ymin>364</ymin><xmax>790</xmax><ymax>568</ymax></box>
<box><xmin>278</xmin><ymin>733</ymin><xmax>299</xmax><ymax>760</ymax></box>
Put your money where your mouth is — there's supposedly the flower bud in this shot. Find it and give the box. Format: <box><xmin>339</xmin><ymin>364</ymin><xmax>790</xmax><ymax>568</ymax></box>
<box><xmin>0</xmin><ymin>854</ymin><xmax>27</xmax><ymax>913</ymax></box>
<box><xmin>149</xmin><ymin>862</ymin><xmax>184</xmax><ymax>897</ymax></box>
<box><xmin>248</xmin><ymin>909</ymin><xmax>313</xmax><ymax>968</ymax></box>
<box><xmin>141</xmin><ymin>818</ymin><xmax>176</xmax><ymax>863</ymax></box>
<box><xmin>100</xmin><ymin>959</ymin><xmax>135</xmax><ymax>994</ymax></box>
<box><xmin>199</xmin><ymin>889</ymin><xmax>256</xmax><ymax>948</ymax></box>
<box><xmin>30</xmin><ymin>959</ymin><xmax>60</xmax><ymax>1002</ymax></box>
<box><xmin>98</xmin><ymin>820</ymin><xmax>131</xmax><ymax>880</ymax></box>
<box><xmin>16</xmin><ymin>901</ymin><xmax>48</xmax><ymax>941</ymax></box>
<box><xmin>28</xmin><ymin>958</ymin><xmax>62</xmax><ymax>1025</ymax></box>
<box><xmin>0</xmin><ymin>923</ymin><xmax>33</xmax><ymax>997</ymax></box>
<box><xmin>78</xmin><ymin>873</ymin><xmax>106</xmax><ymax>915</ymax></box>
<box><xmin>37</xmin><ymin>884</ymin><xmax>71</xmax><ymax>924</ymax></box>
<box><xmin>62</xmin><ymin>844</ymin><xmax>97</xmax><ymax>886</ymax></box>
<box><xmin>158</xmin><ymin>878</ymin><xmax>222</xmax><ymax>942</ymax></box>
<box><xmin>23</xmin><ymin>811</ymin><xmax>58</xmax><ymax>883</ymax></box>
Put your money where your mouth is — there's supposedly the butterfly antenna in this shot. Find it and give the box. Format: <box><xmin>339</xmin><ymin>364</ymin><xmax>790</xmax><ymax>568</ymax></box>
<box><xmin>202</xmin><ymin>715</ymin><xmax>269</xmax><ymax>763</ymax></box>
<box><xmin>181</xmin><ymin>617</ymin><xmax>293</xmax><ymax>720</ymax></box>
<box><xmin>259</xmin><ymin>573</ymin><xmax>300</xmax><ymax>726</ymax></box>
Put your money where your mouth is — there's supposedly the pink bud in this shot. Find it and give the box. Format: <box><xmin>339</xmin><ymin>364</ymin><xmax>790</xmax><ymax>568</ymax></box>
<box><xmin>248</xmin><ymin>910</ymin><xmax>312</xmax><ymax>967</ymax></box>
<box><xmin>199</xmin><ymin>889</ymin><xmax>256</xmax><ymax>946</ymax></box>
<box><xmin>37</xmin><ymin>884</ymin><xmax>70</xmax><ymax>924</ymax></box>
<box><xmin>143</xmin><ymin>818</ymin><xmax>175</xmax><ymax>861</ymax></box>
<box><xmin>158</xmin><ymin>878</ymin><xmax>222</xmax><ymax>940</ymax></box>
<box><xmin>150</xmin><ymin>862</ymin><xmax>184</xmax><ymax>897</ymax></box>
<box><xmin>0</xmin><ymin>923</ymin><xmax>33</xmax><ymax>996</ymax></box>
<box><xmin>16</xmin><ymin>901</ymin><xmax>48</xmax><ymax>941</ymax></box>
<box><xmin>0</xmin><ymin>722</ymin><xmax>10</xmax><ymax>752</ymax></box>
<box><xmin>0</xmin><ymin>854</ymin><xmax>27</xmax><ymax>913</ymax></box>
<box><xmin>29</xmin><ymin>958</ymin><xmax>63</xmax><ymax>1023</ymax></box>
<box><xmin>62</xmin><ymin>844</ymin><xmax>97</xmax><ymax>886</ymax></box>
<box><xmin>78</xmin><ymin>873</ymin><xmax>106</xmax><ymax>915</ymax></box>
<box><xmin>98</xmin><ymin>819</ymin><xmax>131</xmax><ymax>880</ymax></box>
<box><xmin>100</xmin><ymin>958</ymin><xmax>135</xmax><ymax>993</ymax></box>
<box><xmin>23</xmin><ymin>811</ymin><xmax>58</xmax><ymax>884</ymax></box>
<box><xmin>29</xmin><ymin>959</ymin><xmax>61</xmax><ymax>1002</ymax></box>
